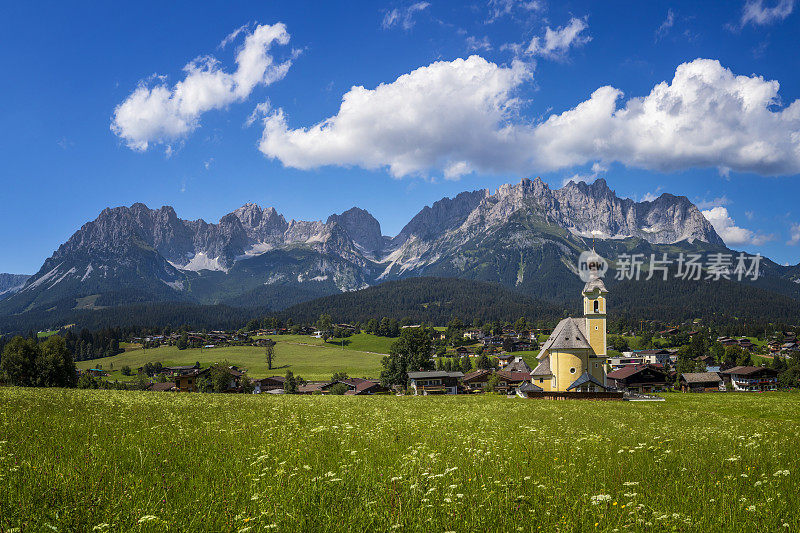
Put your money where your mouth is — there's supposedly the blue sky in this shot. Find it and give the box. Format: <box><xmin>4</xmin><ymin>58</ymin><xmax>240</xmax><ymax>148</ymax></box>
<box><xmin>1</xmin><ymin>0</ymin><xmax>799</xmax><ymax>274</ymax></box>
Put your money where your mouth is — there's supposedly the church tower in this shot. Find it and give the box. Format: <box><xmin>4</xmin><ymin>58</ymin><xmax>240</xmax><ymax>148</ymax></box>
<box><xmin>582</xmin><ymin>252</ymin><xmax>608</xmax><ymax>359</ymax></box>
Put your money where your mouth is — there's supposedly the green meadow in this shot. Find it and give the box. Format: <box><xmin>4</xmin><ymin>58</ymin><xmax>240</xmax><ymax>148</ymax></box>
<box><xmin>76</xmin><ymin>340</ymin><xmax>385</xmax><ymax>381</ymax></box>
<box><xmin>1</xmin><ymin>389</ymin><xmax>798</xmax><ymax>532</ymax></box>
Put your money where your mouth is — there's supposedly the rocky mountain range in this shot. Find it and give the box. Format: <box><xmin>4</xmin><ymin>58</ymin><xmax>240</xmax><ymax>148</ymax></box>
<box><xmin>2</xmin><ymin>177</ymin><xmax>798</xmax><ymax>322</ymax></box>
<box><xmin>0</xmin><ymin>274</ymin><xmax>30</xmax><ymax>301</ymax></box>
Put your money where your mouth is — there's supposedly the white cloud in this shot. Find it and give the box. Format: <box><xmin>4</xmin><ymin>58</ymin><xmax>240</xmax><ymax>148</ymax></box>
<box><xmin>527</xmin><ymin>17</ymin><xmax>591</xmax><ymax>60</ymax></box>
<box><xmin>444</xmin><ymin>161</ymin><xmax>473</xmax><ymax>180</ymax></box>
<box><xmin>656</xmin><ymin>9</ymin><xmax>675</xmax><ymax>40</ymax></box>
<box><xmin>640</xmin><ymin>186</ymin><xmax>664</xmax><ymax>202</ymax></box>
<box><xmin>561</xmin><ymin>162</ymin><xmax>607</xmax><ymax>187</ymax></box>
<box><xmin>246</xmin><ymin>101</ymin><xmax>272</xmax><ymax>127</ymax></box>
<box><xmin>530</xmin><ymin>58</ymin><xmax>800</xmax><ymax>176</ymax></box>
<box><xmin>111</xmin><ymin>23</ymin><xmax>292</xmax><ymax>151</ymax></box>
<box><xmin>258</xmin><ymin>57</ymin><xmax>800</xmax><ymax>179</ymax></box>
<box><xmin>788</xmin><ymin>222</ymin><xmax>800</xmax><ymax>245</ymax></box>
<box><xmin>219</xmin><ymin>24</ymin><xmax>249</xmax><ymax>49</ymax></box>
<box><xmin>694</xmin><ymin>195</ymin><xmax>731</xmax><ymax>210</ymax></box>
<box><xmin>487</xmin><ymin>0</ymin><xmax>543</xmax><ymax>23</ymax></box>
<box><xmin>641</xmin><ymin>192</ymin><xmax>659</xmax><ymax>202</ymax></box>
<box><xmin>466</xmin><ymin>36</ymin><xmax>492</xmax><ymax>51</ymax></box>
<box><xmin>382</xmin><ymin>2</ymin><xmax>430</xmax><ymax>30</ymax></box>
<box><xmin>741</xmin><ymin>0</ymin><xmax>795</xmax><ymax>26</ymax></box>
<box><xmin>702</xmin><ymin>206</ymin><xmax>775</xmax><ymax>245</ymax></box>
<box><xmin>258</xmin><ymin>56</ymin><xmax>533</xmax><ymax>178</ymax></box>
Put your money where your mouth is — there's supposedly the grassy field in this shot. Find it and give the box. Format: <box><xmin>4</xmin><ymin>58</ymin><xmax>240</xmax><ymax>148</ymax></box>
<box><xmin>0</xmin><ymin>390</ymin><xmax>798</xmax><ymax>532</ymax></box>
<box><xmin>75</xmin><ymin>342</ymin><xmax>385</xmax><ymax>381</ymax></box>
<box><xmin>272</xmin><ymin>333</ymin><xmax>397</xmax><ymax>354</ymax></box>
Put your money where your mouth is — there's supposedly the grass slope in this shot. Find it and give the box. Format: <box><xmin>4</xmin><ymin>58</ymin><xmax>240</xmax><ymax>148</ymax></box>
<box><xmin>1</xmin><ymin>390</ymin><xmax>798</xmax><ymax>531</ymax></box>
<box><xmin>76</xmin><ymin>340</ymin><xmax>385</xmax><ymax>381</ymax></box>
<box><xmin>276</xmin><ymin>333</ymin><xmax>397</xmax><ymax>354</ymax></box>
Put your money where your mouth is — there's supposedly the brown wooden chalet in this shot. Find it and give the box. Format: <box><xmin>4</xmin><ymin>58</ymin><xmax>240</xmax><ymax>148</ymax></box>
<box><xmin>720</xmin><ymin>366</ymin><xmax>778</xmax><ymax>391</ymax></box>
<box><xmin>174</xmin><ymin>368</ymin><xmax>207</xmax><ymax>392</ymax></box>
<box><xmin>606</xmin><ymin>364</ymin><xmax>669</xmax><ymax>393</ymax></box>
<box><xmin>407</xmin><ymin>371</ymin><xmax>463</xmax><ymax>395</ymax></box>
<box><xmin>679</xmin><ymin>372</ymin><xmax>724</xmax><ymax>392</ymax></box>
<box><xmin>253</xmin><ymin>376</ymin><xmax>285</xmax><ymax>393</ymax></box>
<box><xmin>461</xmin><ymin>369</ymin><xmax>492</xmax><ymax>392</ymax></box>
<box><xmin>322</xmin><ymin>377</ymin><xmax>389</xmax><ymax>395</ymax></box>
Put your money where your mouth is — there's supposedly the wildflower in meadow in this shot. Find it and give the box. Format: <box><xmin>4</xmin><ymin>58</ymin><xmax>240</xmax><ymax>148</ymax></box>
<box><xmin>591</xmin><ymin>494</ymin><xmax>612</xmax><ymax>505</ymax></box>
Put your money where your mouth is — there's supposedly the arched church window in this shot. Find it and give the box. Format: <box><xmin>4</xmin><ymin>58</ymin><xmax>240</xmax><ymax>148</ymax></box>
<box><xmin>593</xmin><ymin>300</ymin><xmax>599</xmax><ymax>313</ymax></box>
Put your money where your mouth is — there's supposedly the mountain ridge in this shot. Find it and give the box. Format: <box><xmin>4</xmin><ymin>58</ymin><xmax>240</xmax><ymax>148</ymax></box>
<box><xmin>3</xmin><ymin>176</ymin><xmax>797</xmax><ymax>324</ymax></box>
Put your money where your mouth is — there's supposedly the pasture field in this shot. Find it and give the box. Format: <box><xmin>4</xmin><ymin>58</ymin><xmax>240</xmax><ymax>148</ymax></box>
<box><xmin>1</xmin><ymin>390</ymin><xmax>798</xmax><ymax>532</ymax></box>
<box><xmin>254</xmin><ymin>333</ymin><xmax>396</xmax><ymax>355</ymax></box>
<box><xmin>75</xmin><ymin>342</ymin><xmax>385</xmax><ymax>380</ymax></box>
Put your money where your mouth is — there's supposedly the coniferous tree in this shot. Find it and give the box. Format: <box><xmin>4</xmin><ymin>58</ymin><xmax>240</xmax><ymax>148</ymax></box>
<box><xmin>476</xmin><ymin>354</ymin><xmax>492</xmax><ymax>370</ymax></box>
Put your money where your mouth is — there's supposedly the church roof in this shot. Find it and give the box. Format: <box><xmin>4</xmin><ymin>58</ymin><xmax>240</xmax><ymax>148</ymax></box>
<box><xmin>538</xmin><ymin>317</ymin><xmax>592</xmax><ymax>358</ymax></box>
<box><xmin>583</xmin><ymin>276</ymin><xmax>608</xmax><ymax>293</ymax></box>
<box><xmin>531</xmin><ymin>356</ymin><xmax>552</xmax><ymax>376</ymax></box>
<box><xmin>566</xmin><ymin>371</ymin><xmax>608</xmax><ymax>391</ymax></box>
<box><xmin>518</xmin><ymin>381</ymin><xmax>543</xmax><ymax>392</ymax></box>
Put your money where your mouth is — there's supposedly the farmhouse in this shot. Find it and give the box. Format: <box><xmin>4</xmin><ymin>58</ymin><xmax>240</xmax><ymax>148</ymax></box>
<box><xmin>252</xmin><ymin>376</ymin><xmax>285</xmax><ymax>394</ymax></box>
<box><xmin>606</xmin><ymin>364</ymin><xmax>670</xmax><ymax>393</ymax></box>
<box><xmin>343</xmin><ymin>379</ymin><xmax>389</xmax><ymax>395</ymax></box>
<box><xmin>502</xmin><ymin>357</ymin><xmax>532</xmax><ymax>373</ymax></box>
<box><xmin>721</xmin><ymin>366</ymin><xmax>778</xmax><ymax>392</ymax></box>
<box><xmin>148</xmin><ymin>381</ymin><xmax>176</xmax><ymax>392</ymax></box>
<box><xmin>298</xmin><ymin>381</ymin><xmax>330</xmax><ymax>394</ymax></box>
<box><xmin>407</xmin><ymin>371</ymin><xmax>463</xmax><ymax>395</ymax></box>
<box><xmin>531</xmin><ymin>251</ymin><xmax>609</xmax><ymax>392</ymax></box>
<box><xmin>679</xmin><ymin>372</ymin><xmax>724</xmax><ymax>392</ymax></box>
<box><xmin>321</xmin><ymin>377</ymin><xmax>389</xmax><ymax>395</ymax></box>
<box><xmin>461</xmin><ymin>369</ymin><xmax>492</xmax><ymax>392</ymax></box>
<box><xmin>164</xmin><ymin>364</ymin><xmax>199</xmax><ymax>377</ymax></box>
<box><xmin>175</xmin><ymin>369</ymin><xmax>206</xmax><ymax>392</ymax></box>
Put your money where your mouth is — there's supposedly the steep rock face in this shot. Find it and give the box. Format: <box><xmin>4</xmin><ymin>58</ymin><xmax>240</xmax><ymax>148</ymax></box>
<box><xmin>327</xmin><ymin>208</ymin><xmax>384</xmax><ymax>253</ymax></box>
<box><xmin>393</xmin><ymin>190</ymin><xmax>488</xmax><ymax>244</ymax></box>
<box><xmin>0</xmin><ymin>273</ymin><xmax>30</xmax><ymax>300</ymax></box>
<box><xmin>551</xmin><ymin>179</ymin><xmax>722</xmax><ymax>245</ymax></box>
<box><xmin>456</xmin><ymin>178</ymin><xmax>722</xmax><ymax>246</ymax></box>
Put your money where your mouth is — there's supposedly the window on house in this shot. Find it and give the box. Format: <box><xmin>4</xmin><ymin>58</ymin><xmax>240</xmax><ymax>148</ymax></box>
<box><xmin>539</xmin><ymin>378</ymin><xmax>544</xmax><ymax>383</ymax></box>
<box><xmin>594</xmin><ymin>363</ymin><xmax>598</xmax><ymax>368</ymax></box>
<box><xmin>570</xmin><ymin>367</ymin><xmax>576</xmax><ymax>374</ymax></box>
<box><xmin>594</xmin><ymin>300</ymin><xmax>599</xmax><ymax>312</ymax></box>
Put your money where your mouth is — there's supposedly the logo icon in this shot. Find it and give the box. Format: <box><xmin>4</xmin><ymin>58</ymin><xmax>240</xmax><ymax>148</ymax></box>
<box><xmin>577</xmin><ymin>250</ymin><xmax>608</xmax><ymax>283</ymax></box>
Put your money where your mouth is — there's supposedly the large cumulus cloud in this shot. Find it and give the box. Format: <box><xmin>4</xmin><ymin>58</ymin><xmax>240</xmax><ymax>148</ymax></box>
<box><xmin>257</xmin><ymin>57</ymin><xmax>800</xmax><ymax>179</ymax></box>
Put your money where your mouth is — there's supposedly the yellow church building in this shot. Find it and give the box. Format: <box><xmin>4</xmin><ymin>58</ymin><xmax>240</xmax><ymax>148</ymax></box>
<box><xmin>530</xmin><ymin>253</ymin><xmax>609</xmax><ymax>392</ymax></box>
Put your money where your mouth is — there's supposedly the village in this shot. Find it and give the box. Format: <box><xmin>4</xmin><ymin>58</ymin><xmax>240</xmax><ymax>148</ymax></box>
<box><xmin>77</xmin><ymin>257</ymin><xmax>797</xmax><ymax>399</ymax></box>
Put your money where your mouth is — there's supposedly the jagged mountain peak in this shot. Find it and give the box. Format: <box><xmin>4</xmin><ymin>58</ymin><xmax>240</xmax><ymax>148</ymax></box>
<box><xmin>327</xmin><ymin>207</ymin><xmax>384</xmax><ymax>253</ymax></box>
<box><xmin>395</xmin><ymin>189</ymin><xmax>488</xmax><ymax>243</ymax></box>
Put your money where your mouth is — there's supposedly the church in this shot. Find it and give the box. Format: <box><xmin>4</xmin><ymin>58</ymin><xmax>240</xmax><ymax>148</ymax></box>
<box><xmin>529</xmin><ymin>252</ymin><xmax>609</xmax><ymax>392</ymax></box>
